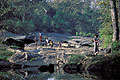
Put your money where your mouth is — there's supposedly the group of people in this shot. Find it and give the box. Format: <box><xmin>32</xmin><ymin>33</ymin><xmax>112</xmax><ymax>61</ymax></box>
<box><xmin>34</xmin><ymin>32</ymin><xmax>99</xmax><ymax>55</ymax></box>
<box><xmin>34</xmin><ymin>32</ymin><xmax>54</xmax><ymax>49</ymax></box>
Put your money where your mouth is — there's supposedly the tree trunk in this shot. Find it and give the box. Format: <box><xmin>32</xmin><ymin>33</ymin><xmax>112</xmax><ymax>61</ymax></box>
<box><xmin>118</xmin><ymin>0</ymin><xmax>120</xmax><ymax>23</ymax></box>
<box><xmin>109</xmin><ymin>0</ymin><xmax>119</xmax><ymax>41</ymax></box>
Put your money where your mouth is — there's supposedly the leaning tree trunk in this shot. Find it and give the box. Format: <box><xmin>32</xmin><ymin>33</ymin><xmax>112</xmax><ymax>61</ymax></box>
<box><xmin>109</xmin><ymin>0</ymin><xmax>119</xmax><ymax>41</ymax></box>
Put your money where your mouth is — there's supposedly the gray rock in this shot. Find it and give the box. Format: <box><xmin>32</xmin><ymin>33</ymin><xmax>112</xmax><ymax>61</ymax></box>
<box><xmin>75</xmin><ymin>44</ymin><xmax>81</xmax><ymax>48</ymax></box>
<box><xmin>9</xmin><ymin>52</ymin><xmax>43</xmax><ymax>63</ymax></box>
<box><xmin>61</xmin><ymin>43</ymin><xmax>70</xmax><ymax>47</ymax></box>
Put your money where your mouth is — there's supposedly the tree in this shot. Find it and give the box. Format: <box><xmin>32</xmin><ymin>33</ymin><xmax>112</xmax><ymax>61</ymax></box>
<box><xmin>118</xmin><ymin>0</ymin><xmax>120</xmax><ymax>23</ymax></box>
<box><xmin>109</xmin><ymin>0</ymin><xmax>119</xmax><ymax>41</ymax></box>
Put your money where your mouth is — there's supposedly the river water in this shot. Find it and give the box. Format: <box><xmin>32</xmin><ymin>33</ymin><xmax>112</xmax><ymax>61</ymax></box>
<box><xmin>0</xmin><ymin>66</ymin><xmax>92</xmax><ymax>80</ymax></box>
<box><xmin>0</xmin><ymin>64</ymin><xmax>119</xmax><ymax>80</ymax></box>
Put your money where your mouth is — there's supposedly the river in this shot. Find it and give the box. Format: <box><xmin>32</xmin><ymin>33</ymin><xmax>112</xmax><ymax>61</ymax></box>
<box><xmin>0</xmin><ymin>63</ymin><xmax>119</xmax><ymax>80</ymax></box>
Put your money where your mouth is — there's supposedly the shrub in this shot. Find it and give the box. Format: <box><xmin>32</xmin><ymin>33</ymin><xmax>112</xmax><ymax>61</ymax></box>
<box><xmin>111</xmin><ymin>41</ymin><xmax>120</xmax><ymax>54</ymax></box>
<box><xmin>0</xmin><ymin>47</ymin><xmax>14</xmax><ymax>60</ymax></box>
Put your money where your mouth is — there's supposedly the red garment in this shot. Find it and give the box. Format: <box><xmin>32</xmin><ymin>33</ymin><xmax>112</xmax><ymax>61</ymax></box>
<box><xmin>39</xmin><ymin>33</ymin><xmax>42</xmax><ymax>41</ymax></box>
<box><xmin>39</xmin><ymin>36</ymin><xmax>42</xmax><ymax>41</ymax></box>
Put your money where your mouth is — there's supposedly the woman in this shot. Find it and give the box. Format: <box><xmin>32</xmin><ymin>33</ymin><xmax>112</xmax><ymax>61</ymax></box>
<box><xmin>93</xmin><ymin>34</ymin><xmax>99</xmax><ymax>54</ymax></box>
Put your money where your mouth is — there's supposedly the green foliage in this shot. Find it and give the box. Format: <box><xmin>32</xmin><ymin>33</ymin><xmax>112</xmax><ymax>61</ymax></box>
<box><xmin>76</xmin><ymin>32</ymin><xmax>79</xmax><ymax>36</ymax></box>
<box><xmin>79</xmin><ymin>32</ymin><xmax>94</xmax><ymax>37</ymax></box>
<box><xmin>1</xmin><ymin>0</ymin><xmax>102</xmax><ymax>35</ymax></box>
<box><xmin>0</xmin><ymin>47</ymin><xmax>14</xmax><ymax>60</ymax></box>
<box><xmin>69</xmin><ymin>54</ymin><xmax>85</xmax><ymax>63</ymax></box>
<box><xmin>98</xmin><ymin>0</ymin><xmax>113</xmax><ymax>48</ymax></box>
<box><xmin>99</xmin><ymin>25</ymin><xmax>113</xmax><ymax>48</ymax></box>
<box><xmin>112</xmin><ymin>41</ymin><xmax>120</xmax><ymax>53</ymax></box>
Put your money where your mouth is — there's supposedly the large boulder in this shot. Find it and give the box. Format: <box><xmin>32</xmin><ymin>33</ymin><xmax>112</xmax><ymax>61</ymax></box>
<box><xmin>2</xmin><ymin>35</ymin><xmax>35</xmax><ymax>49</ymax></box>
<box><xmin>2</xmin><ymin>37</ymin><xmax>25</xmax><ymax>49</ymax></box>
<box><xmin>8</xmin><ymin>51</ymin><xmax>45</xmax><ymax>66</ymax></box>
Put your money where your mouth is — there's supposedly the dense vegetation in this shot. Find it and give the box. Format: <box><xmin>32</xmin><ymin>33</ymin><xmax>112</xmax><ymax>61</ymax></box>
<box><xmin>0</xmin><ymin>46</ymin><xmax>14</xmax><ymax>60</ymax></box>
<box><xmin>1</xmin><ymin>0</ymin><xmax>120</xmax><ymax>47</ymax></box>
<box><xmin>98</xmin><ymin>0</ymin><xmax>120</xmax><ymax>48</ymax></box>
<box><xmin>0</xmin><ymin>0</ymin><xmax>101</xmax><ymax>36</ymax></box>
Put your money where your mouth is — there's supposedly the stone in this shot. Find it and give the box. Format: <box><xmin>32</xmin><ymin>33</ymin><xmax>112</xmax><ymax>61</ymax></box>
<box><xmin>75</xmin><ymin>44</ymin><xmax>81</xmax><ymax>48</ymax></box>
<box><xmin>61</xmin><ymin>43</ymin><xmax>70</xmax><ymax>47</ymax></box>
<box><xmin>2</xmin><ymin>35</ymin><xmax>35</xmax><ymax>49</ymax></box>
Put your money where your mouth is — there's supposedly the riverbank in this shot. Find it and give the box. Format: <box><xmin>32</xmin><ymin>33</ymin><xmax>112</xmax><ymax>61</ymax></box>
<box><xmin>68</xmin><ymin>49</ymin><xmax>120</xmax><ymax>80</ymax></box>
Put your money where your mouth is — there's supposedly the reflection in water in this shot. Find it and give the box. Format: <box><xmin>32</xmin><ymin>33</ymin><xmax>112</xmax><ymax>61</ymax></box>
<box><xmin>38</xmin><ymin>64</ymin><xmax>54</xmax><ymax>73</ymax></box>
<box><xmin>0</xmin><ymin>63</ymin><xmax>120</xmax><ymax>80</ymax></box>
<box><xmin>0</xmin><ymin>64</ymin><xmax>91</xmax><ymax>80</ymax></box>
<box><xmin>48</xmin><ymin>78</ymin><xmax>55</xmax><ymax>80</ymax></box>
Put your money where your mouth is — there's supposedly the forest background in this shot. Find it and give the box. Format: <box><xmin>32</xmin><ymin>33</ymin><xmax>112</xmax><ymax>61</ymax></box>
<box><xmin>0</xmin><ymin>0</ymin><xmax>120</xmax><ymax>48</ymax></box>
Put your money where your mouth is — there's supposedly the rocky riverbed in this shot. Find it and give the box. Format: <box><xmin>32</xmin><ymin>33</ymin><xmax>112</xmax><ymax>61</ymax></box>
<box><xmin>1</xmin><ymin>31</ymin><xmax>120</xmax><ymax>80</ymax></box>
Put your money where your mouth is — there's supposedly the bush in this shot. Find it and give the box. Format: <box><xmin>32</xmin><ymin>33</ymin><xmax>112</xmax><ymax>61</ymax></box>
<box><xmin>99</xmin><ymin>22</ymin><xmax>113</xmax><ymax>48</ymax></box>
<box><xmin>0</xmin><ymin>47</ymin><xmax>14</xmax><ymax>60</ymax></box>
<box><xmin>112</xmin><ymin>41</ymin><xmax>120</xmax><ymax>54</ymax></box>
<box><xmin>76</xmin><ymin>32</ymin><xmax>79</xmax><ymax>36</ymax></box>
<box><xmin>79</xmin><ymin>32</ymin><xmax>94</xmax><ymax>37</ymax></box>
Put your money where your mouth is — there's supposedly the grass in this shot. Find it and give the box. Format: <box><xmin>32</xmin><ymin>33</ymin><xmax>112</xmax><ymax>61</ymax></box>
<box><xmin>0</xmin><ymin>47</ymin><xmax>14</xmax><ymax>61</ymax></box>
<box><xmin>0</xmin><ymin>38</ymin><xmax>14</xmax><ymax>60</ymax></box>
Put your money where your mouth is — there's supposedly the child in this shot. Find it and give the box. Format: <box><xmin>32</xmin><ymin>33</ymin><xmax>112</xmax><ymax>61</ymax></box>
<box><xmin>49</xmin><ymin>40</ymin><xmax>53</xmax><ymax>48</ymax></box>
<box><xmin>58</xmin><ymin>41</ymin><xmax>61</xmax><ymax>48</ymax></box>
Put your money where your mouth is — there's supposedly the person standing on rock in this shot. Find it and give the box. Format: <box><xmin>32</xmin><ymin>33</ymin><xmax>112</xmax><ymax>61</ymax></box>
<box><xmin>93</xmin><ymin>34</ymin><xmax>99</xmax><ymax>55</ymax></box>
<box><xmin>58</xmin><ymin>41</ymin><xmax>62</xmax><ymax>48</ymax></box>
<box><xmin>39</xmin><ymin>32</ymin><xmax>42</xmax><ymax>42</ymax></box>
<box><xmin>39</xmin><ymin>32</ymin><xmax>42</xmax><ymax>45</ymax></box>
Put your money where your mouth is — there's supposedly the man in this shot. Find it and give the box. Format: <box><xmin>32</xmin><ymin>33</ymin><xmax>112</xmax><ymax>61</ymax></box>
<box><xmin>93</xmin><ymin>34</ymin><xmax>99</xmax><ymax>55</ymax></box>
